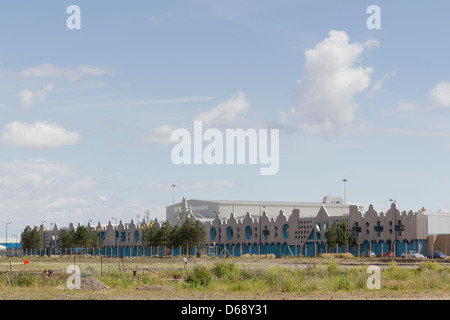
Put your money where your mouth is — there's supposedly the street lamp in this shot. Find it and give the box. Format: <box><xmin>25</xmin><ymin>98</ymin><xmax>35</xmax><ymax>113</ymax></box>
<box><xmin>171</xmin><ymin>184</ymin><xmax>176</xmax><ymax>205</ymax></box>
<box><xmin>41</xmin><ymin>220</ymin><xmax>46</xmax><ymax>255</ymax></box>
<box><xmin>6</xmin><ymin>222</ymin><xmax>10</xmax><ymax>256</ymax></box>
<box><xmin>389</xmin><ymin>199</ymin><xmax>397</xmax><ymax>257</ymax></box>
<box><xmin>259</xmin><ymin>205</ymin><xmax>265</xmax><ymax>255</ymax></box>
<box><xmin>13</xmin><ymin>234</ymin><xmax>17</xmax><ymax>256</ymax></box>
<box><xmin>112</xmin><ymin>217</ymin><xmax>118</xmax><ymax>258</ymax></box>
<box><xmin>214</xmin><ymin>211</ymin><xmax>221</xmax><ymax>257</ymax></box>
<box><xmin>342</xmin><ymin>179</ymin><xmax>348</xmax><ymax>204</ymax></box>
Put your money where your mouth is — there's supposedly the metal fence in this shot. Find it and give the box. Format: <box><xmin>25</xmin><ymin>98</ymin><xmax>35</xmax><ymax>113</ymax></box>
<box><xmin>4</xmin><ymin>239</ymin><xmax>429</xmax><ymax>259</ymax></box>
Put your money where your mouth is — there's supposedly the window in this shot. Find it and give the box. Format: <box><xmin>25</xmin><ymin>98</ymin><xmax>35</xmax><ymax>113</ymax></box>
<box><xmin>245</xmin><ymin>226</ymin><xmax>252</xmax><ymax>240</ymax></box>
<box><xmin>210</xmin><ymin>228</ymin><xmax>217</xmax><ymax>241</ymax></box>
<box><xmin>283</xmin><ymin>224</ymin><xmax>290</xmax><ymax>239</ymax></box>
<box><xmin>227</xmin><ymin>227</ymin><xmax>233</xmax><ymax>240</ymax></box>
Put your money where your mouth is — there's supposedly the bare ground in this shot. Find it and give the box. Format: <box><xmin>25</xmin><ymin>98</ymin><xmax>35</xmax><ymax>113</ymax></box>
<box><xmin>2</xmin><ymin>255</ymin><xmax>449</xmax><ymax>300</ymax></box>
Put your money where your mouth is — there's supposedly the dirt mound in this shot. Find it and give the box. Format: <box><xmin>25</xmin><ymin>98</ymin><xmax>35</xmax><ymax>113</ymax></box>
<box><xmin>80</xmin><ymin>276</ymin><xmax>110</xmax><ymax>291</ymax></box>
<box><xmin>136</xmin><ymin>284</ymin><xmax>176</xmax><ymax>292</ymax></box>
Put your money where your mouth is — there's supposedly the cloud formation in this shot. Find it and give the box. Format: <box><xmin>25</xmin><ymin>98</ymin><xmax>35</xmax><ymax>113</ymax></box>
<box><xmin>144</xmin><ymin>92</ymin><xmax>250</xmax><ymax>145</ymax></box>
<box><xmin>17</xmin><ymin>63</ymin><xmax>115</xmax><ymax>81</ymax></box>
<box><xmin>291</xmin><ymin>30</ymin><xmax>374</xmax><ymax>136</ymax></box>
<box><xmin>18</xmin><ymin>84</ymin><xmax>54</xmax><ymax>110</ymax></box>
<box><xmin>428</xmin><ymin>81</ymin><xmax>450</xmax><ymax>109</ymax></box>
<box><xmin>143</xmin><ymin>124</ymin><xmax>177</xmax><ymax>146</ymax></box>
<box><xmin>1</xmin><ymin>121</ymin><xmax>80</xmax><ymax>148</ymax></box>
<box><xmin>195</xmin><ymin>91</ymin><xmax>249</xmax><ymax>126</ymax></box>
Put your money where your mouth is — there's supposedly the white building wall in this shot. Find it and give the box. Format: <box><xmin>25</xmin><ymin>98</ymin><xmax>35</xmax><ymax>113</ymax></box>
<box><xmin>427</xmin><ymin>213</ymin><xmax>450</xmax><ymax>235</ymax></box>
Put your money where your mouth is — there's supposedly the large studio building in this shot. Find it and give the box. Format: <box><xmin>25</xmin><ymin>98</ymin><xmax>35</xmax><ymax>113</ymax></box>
<box><xmin>38</xmin><ymin>196</ymin><xmax>450</xmax><ymax>258</ymax></box>
<box><xmin>168</xmin><ymin>196</ymin><xmax>450</xmax><ymax>257</ymax></box>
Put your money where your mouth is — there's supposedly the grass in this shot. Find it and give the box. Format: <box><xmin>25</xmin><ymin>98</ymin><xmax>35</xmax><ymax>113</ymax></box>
<box><xmin>0</xmin><ymin>255</ymin><xmax>449</xmax><ymax>299</ymax></box>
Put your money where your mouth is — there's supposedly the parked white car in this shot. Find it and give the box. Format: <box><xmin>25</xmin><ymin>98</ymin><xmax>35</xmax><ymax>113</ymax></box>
<box><xmin>401</xmin><ymin>251</ymin><xmax>425</xmax><ymax>259</ymax></box>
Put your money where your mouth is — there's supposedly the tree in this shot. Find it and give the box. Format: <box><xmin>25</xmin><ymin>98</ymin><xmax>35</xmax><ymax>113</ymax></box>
<box><xmin>326</xmin><ymin>220</ymin><xmax>352</xmax><ymax>250</ymax></box>
<box><xmin>20</xmin><ymin>226</ymin><xmax>43</xmax><ymax>250</ymax></box>
<box><xmin>73</xmin><ymin>225</ymin><xmax>98</xmax><ymax>248</ymax></box>
<box><xmin>151</xmin><ymin>221</ymin><xmax>173</xmax><ymax>247</ymax></box>
<box><xmin>142</xmin><ymin>218</ymin><xmax>206</xmax><ymax>248</ymax></box>
<box><xmin>168</xmin><ymin>225</ymin><xmax>182</xmax><ymax>247</ymax></box>
<box><xmin>58</xmin><ymin>226</ymin><xmax>99</xmax><ymax>249</ymax></box>
<box><xmin>58</xmin><ymin>229</ymin><xmax>76</xmax><ymax>249</ymax></box>
<box><xmin>178</xmin><ymin>218</ymin><xmax>206</xmax><ymax>247</ymax></box>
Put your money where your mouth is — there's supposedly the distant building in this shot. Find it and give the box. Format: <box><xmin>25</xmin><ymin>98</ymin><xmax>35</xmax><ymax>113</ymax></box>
<box><xmin>39</xmin><ymin>196</ymin><xmax>450</xmax><ymax>258</ymax></box>
<box><xmin>0</xmin><ymin>238</ymin><xmax>21</xmax><ymax>250</ymax></box>
<box><xmin>168</xmin><ymin>197</ymin><xmax>450</xmax><ymax>257</ymax></box>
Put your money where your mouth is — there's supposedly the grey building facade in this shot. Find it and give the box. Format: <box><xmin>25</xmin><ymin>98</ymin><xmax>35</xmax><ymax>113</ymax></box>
<box><xmin>38</xmin><ymin>197</ymin><xmax>450</xmax><ymax>257</ymax></box>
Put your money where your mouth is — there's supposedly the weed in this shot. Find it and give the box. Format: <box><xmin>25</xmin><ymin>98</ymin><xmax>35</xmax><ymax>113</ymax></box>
<box><xmin>185</xmin><ymin>265</ymin><xmax>212</xmax><ymax>288</ymax></box>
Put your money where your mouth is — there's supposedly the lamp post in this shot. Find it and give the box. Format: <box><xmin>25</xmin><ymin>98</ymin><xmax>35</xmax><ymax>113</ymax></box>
<box><xmin>112</xmin><ymin>217</ymin><xmax>118</xmax><ymax>258</ymax></box>
<box><xmin>259</xmin><ymin>205</ymin><xmax>265</xmax><ymax>255</ymax></box>
<box><xmin>342</xmin><ymin>179</ymin><xmax>348</xmax><ymax>204</ymax></box>
<box><xmin>6</xmin><ymin>222</ymin><xmax>10</xmax><ymax>256</ymax></box>
<box><xmin>13</xmin><ymin>234</ymin><xmax>17</xmax><ymax>256</ymax></box>
<box><xmin>389</xmin><ymin>199</ymin><xmax>397</xmax><ymax>257</ymax></box>
<box><xmin>214</xmin><ymin>211</ymin><xmax>221</xmax><ymax>257</ymax></box>
<box><xmin>41</xmin><ymin>220</ymin><xmax>46</xmax><ymax>256</ymax></box>
<box><xmin>171</xmin><ymin>184</ymin><xmax>176</xmax><ymax>205</ymax></box>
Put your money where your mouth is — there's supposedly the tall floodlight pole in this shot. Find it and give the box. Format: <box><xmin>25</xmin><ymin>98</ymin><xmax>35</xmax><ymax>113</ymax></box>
<box><xmin>41</xmin><ymin>220</ymin><xmax>46</xmax><ymax>255</ymax></box>
<box><xmin>112</xmin><ymin>217</ymin><xmax>118</xmax><ymax>258</ymax></box>
<box><xmin>6</xmin><ymin>222</ymin><xmax>10</xmax><ymax>256</ymax></box>
<box><xmin>389</xmin><ymin>199</ymin><xmax>397</xmax><ymax>257</ymax></box>
<box><xmin>259</xmin><ymin>205</ymin><xmax>265</xmax><ymax>255</ymax></box>
<box><xmin>171</xmin><ymin>184</ymin><xmax>176</xmax><ymax>205</ymax></box>
<box><xmin>342</xmin><ymin>179</ymin><xmax>348</xmax><ymax>204</ymax></box>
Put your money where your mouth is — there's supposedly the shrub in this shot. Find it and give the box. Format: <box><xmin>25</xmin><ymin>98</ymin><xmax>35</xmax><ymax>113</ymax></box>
<box><xmin>185</xmin><ymin>265</ymin><xmax>212</xmax><ymax>288</ymax></box>
<box><xmin>211</xmin><ymin>261</ymin><xmax>237</xmax><ymax>279</ymax></box>
<box><xmin>385</xmin><ymin>261</ymin><xmax>410</xmax><ymax>281</ymax></box>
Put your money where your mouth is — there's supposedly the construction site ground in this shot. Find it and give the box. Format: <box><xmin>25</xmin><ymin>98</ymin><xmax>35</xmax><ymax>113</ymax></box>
<box><xmin>0</xmin><ymin>255</ymin><xmax>449</xmax><ymax>300</ymax></box>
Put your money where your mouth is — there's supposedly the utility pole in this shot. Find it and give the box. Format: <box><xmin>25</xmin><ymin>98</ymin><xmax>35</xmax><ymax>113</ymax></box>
<box><xmin>171</xmin><ymin>184</ymin><xmax>176</xmax><ymax>204</ymax></box>
<box><xmin>389</xmin><ymin>199</ymin><xmax>397</xmax><ymax>257</ymax></box>
<box><xmin>6</xmin><ymin>222</ymin><xmax>10</xmax><ymax>256</ymax></box>
<box><xmin>342</xmin><ymin>179</ymin><xmax>348</xmax><ymax>204</ymax></box>
<box><xmin>112</xmin><ymin>217</ymin><xmax>118</xmax><ymax>258</ymax></box>
<box><xmin>259</xmin><ymin>205</ymin><xmax>265</xmax><ymax>255</ymax></box>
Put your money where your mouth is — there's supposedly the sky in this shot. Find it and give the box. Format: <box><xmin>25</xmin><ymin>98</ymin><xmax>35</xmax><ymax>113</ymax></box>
<box><xmin>1</xmin><ymin>0</ymin><xmax>450</xmax><ymax>239</ymax></box>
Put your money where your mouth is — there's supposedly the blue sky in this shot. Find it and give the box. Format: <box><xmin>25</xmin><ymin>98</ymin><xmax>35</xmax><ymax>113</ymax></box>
<box><xmin>1</xmin><ymin>1</ymin><xmax>450</xmax><ymax>238</ymax></box>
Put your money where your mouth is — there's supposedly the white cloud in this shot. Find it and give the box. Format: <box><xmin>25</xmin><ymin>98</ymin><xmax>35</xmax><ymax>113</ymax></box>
<box><xmin>367</xmin><ymin>69</ymin><xmax>397</xmax><ymax>98</ymax></box>
<box><xmin>1</xmin><ymin>121</ymin><xmax>80</xmax><ymax>148</ymax></box>
<box><xmin>18</xmin><ymin>63</ymin><xmax>115</xmax><ymax>81</ymax></box>
<box><xmin>398</xmin><ymin>101</ymin><xmax>417</xmax><ymax>112</ymax></box>
<box><xmin>428</xmin><ymin>81</ymin><xmax>450</xmax><ymax>108</ymax></box>
<box><xmin>0</xmin><ymin>159</ymin><xmax>103</xmax><ymax>230</ymax></box>
<box><xmin>364</xmin><ymin>38</ymin><xmax>381</xmax><ymax>50</ymax></box>
<box><xmin>143</xmin><ymin>124</ymin><xmax>177</xmax><ymax>146</ymax></box>
<box><xmin>18</xmin><ymin>83</ymin><xmax>54</xmax><ymax>109</ymax></box>
<box><xmin>143</xmin><ymin>92</ymin><xmax>250</xmax><ymax>146</ymax></box>
<box><xmin>195</xmin><ymin>91</ymin><xmax>249</xmax><ymax>126</ymax></box>
<box><xmin>0</xmin><ymin>158</ymin><xmax>75</xmax><ymax>177</ymax></box>
<box><xmin>136</xmin><ymin>96</ymin><xmax>214</xmax><ymax>105</ymax></box>
<box><xmin>291</xmin><ymin>30</ymin><xmax>374</xmax><ymax>136</ymax></box>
